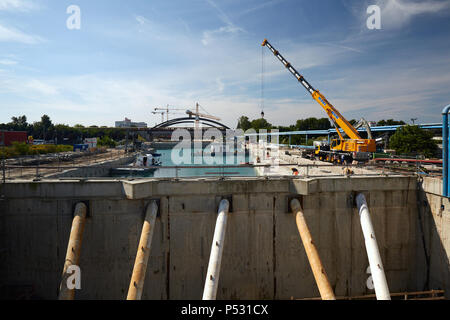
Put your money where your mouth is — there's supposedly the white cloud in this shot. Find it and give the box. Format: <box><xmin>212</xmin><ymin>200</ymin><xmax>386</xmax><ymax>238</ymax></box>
<box><xmin>205</xmin><ymin>0</ymin><xmax>234</xmax><ymax>26</ymax></box>
<box><xmin>216</xmin><ymin>78</ymin><xmax>225</xmax><ymax>93</ymax></box>
<box><xmin>1</xmin><ymin>1</ymin><xmax>448</xmax><ymax>126</ymax></box>
<box><xmin>237</xmin><ymin>0</ymin><xmax>286</xmax><ymax>16</ymax></box>
<box><xmin>2</xmin><ymin>45</ymin><xmax>449</xmax><ymax>127</ymax></box>
<box><xmin>135</xmin><ymin>15</ymin><xmax>149</xmax><ymax>26</ymax></box>
<box><xmin>202</xmin><ymin>0</ymin><xmax>245</xmax><ymax>46</ymax></box>
<box><xmin>0</xmin><ymin>0</ymin><xmax>36</xmax><ymax>11</ymax></box>
<box><xmin>0</xmin><ymin>58</ymin><xmax>17</xmax><ymax>65</ymax></box>
<box><xmin>201</xmin><ymin>24</ymin><xmax>243</xmax><ymax>45</ymax></box>
<box><xmin>26</xmin><ymin>79</ymin><xmax>59</xmax><ymax>96</ymax></box>
<box><xmin>0</xmin><ymin>23</ymin><xmax>43</xmax><ymax>44</ymax></box>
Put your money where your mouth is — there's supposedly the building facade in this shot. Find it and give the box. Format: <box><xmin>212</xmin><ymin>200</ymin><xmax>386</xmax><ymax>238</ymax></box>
<box><xmin>115</xmin><ymin>118</ymin><xmax>147</xmax><ymax>128</ymax></box>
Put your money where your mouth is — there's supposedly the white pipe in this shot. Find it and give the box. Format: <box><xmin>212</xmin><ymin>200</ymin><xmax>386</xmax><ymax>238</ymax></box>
<box><xmin>356</xmin><ymin>193</ymin><xmax>391</xmax><ymax>300</ymax></box>
<box><xmin>202</xmin><ymin>199</ymin><xmax>230</xmax><ymax>300</ymax></box>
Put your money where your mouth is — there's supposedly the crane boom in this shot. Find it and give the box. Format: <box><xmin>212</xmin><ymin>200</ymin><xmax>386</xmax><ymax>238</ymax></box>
<box><xmin>186</xmin><ymin>110</ymin><xmax>221</xmax><ymax>121</ymax></box>
<box><xmin>261</xmin><ymin>39</ymin><xmax>362</xmax><ymax>141</ymax></box>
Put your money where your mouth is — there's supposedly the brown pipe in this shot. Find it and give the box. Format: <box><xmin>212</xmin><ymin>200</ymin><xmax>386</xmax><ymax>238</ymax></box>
<box><xmin>58</xmin><ymin>202</ymin><xmax>87</xmax><ymax>300</ymax></box>
<box><xmin>290</xmin><ymin>199</ymin><xmax>336</xmax><ymax>300</ymax></box>
<box><xmin>127</xmin><ymin>201</ymin><xmax>158</xmax><ymax>300</ymax></box>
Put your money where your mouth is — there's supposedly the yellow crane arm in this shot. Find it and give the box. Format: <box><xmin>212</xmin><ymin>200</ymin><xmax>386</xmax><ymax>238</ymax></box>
<box><xmin>262</xmin><ymin>39</ymin><xmax>362</xmax><ymax>141</ymax></box>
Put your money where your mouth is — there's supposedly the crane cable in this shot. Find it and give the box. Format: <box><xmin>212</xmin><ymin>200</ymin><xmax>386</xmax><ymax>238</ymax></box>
<box><xmin>198</xmin><ymin>103</ymin><xmax>211</xmax><ymax>116</ymax></box>
<box><xmin>260</xmin><ymin>44</ymin><xmax>265</xmax><ymax>118</ymax></box>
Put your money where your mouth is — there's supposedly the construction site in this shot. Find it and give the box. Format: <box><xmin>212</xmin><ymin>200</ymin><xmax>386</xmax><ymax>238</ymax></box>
<box><xmin>1</xmin><ymin>4</ymin><xmax>450</xmax><ymax>304</ymax></box>
<box><xmin>0</xmin><ymin>42</ymin><xmax>449</xmax><ymax>302</ymax></box>
<box><xmin>0</xmin><ymin>152</ymin><xmax>449</xmax><ymax>301</ymax></box>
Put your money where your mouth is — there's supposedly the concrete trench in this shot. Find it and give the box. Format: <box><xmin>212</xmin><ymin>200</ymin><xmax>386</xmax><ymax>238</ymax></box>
<box><xmin>0</xmin><ymin>175</ymin><xmax>449</xmax><ymax>300</ymax></box>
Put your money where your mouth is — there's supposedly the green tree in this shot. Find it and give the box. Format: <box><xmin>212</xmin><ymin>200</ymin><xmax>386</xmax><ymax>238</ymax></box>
<box><xmin>389</xmin><ymin>125</ymin><xmax>437</xmax><ymax>157</ymax></box>
<box><xmin>295</xmin><ymin>117</ymin><xmax>331</xmax><ymax>130</ymax></box>
<box><xmin>377</xmin><ymin>119</ymin><xmax>406</xmax><ymax>126</ymax></box>
<box><xmin>10</xmin><ymin>115</ymin><xmax>29</xmax><ymax>131</ymax></box>
<box><xmin>32</xmin><ymin>115</ymin><xmax>55</xmax><ymax>140</ymax></box>
<box><xmin>98</xmin><ymin>136</ymin><xmax>117</xmax><ymax>148</ymax></box>
<box><xmin>237</xmin><ymin>116</ymin><xmax>252</xmax><ymax>131</ymax></box>
<box><xmin>250</xmin><ymin>118</ymin><xmax>272</xmax><ymax>131</ymax></box>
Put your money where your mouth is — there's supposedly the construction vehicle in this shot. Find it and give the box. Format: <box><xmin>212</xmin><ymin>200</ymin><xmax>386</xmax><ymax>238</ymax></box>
<box><xmin>261</xmin><ymin>39</ymin><xmax>376</xmax><ymax>163</ymax></box>
<box><xmin>354</xmin><ymin>118</ymin><xmax>373</xmax><ymax>140</ymax></box>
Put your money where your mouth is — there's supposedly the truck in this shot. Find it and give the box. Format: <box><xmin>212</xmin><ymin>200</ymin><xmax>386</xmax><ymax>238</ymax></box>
<box><xmin>261</xmin><ymin>39</ymin><xmax>376</xmax><ymax>163</ymax></box>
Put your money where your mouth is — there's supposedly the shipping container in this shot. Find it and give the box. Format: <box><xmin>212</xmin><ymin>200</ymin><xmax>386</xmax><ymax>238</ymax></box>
<box><xmin>0</xmin><ymin>131</ymin><xmax>28</xmax><ymax>147</ymax></box>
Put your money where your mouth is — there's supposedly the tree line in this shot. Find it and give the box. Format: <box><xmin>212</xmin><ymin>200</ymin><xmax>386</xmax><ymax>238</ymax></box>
<box><xmin>236</xmin><ymin>116</ymin><xmax>406</xmax><ymax>132</ymax></box>
<box><xmin>0</xmin><ymin>115</ymin><xmax>126</xmax><ymax>146</ymax></box>
<box><xmin>236</xmin><ymin>115</ymin><xmax>437</xmax><ymax>157</ymax></box>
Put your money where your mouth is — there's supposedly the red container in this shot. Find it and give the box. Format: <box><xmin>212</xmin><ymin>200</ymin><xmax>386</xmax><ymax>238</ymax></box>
<box><xmin>0</xmin><ymin>131</ymin><xmax>28</xmax><ymax>147</ymax></box>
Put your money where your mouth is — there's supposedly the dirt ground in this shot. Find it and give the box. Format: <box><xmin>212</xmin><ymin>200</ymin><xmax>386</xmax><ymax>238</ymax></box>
<box><xmin>2</xmin><ymin>149</ymin><xmax>127</xmax><ymax>180</ymax></box>
<box><xmin>251</xmin><ymin>145</ymin><xmax>398</xmax><ymax>177</ymax></box>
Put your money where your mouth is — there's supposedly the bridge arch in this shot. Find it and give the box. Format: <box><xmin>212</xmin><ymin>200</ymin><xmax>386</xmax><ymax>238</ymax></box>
<box><xmin>153</xmin><ymin>117</ymin><xmax>230</xmax><ymax>129</ymax></box>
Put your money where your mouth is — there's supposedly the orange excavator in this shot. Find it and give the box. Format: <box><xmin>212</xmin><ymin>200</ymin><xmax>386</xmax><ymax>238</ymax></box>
<box><xmin>262</xmin><ymin>39</ymin><xmax>376</xmax><ymax>163</ymax></box>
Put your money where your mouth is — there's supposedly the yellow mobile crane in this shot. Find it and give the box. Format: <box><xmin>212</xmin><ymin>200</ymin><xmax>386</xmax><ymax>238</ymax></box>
<box><xmin>262</xmin><ymin>39</ymin><xmax>376</xmax><ymax>163</ymax></box>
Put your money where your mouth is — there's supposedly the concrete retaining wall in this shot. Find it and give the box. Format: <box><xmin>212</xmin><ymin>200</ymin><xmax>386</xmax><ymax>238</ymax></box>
<box><xmin>45</xmin><ymin>154</ymin><xmax>136</xmax><ymax>178</ymax></box>
<box><xmin>418</xmin><ymin>177</ymin><xmax>450</xmax><ymax>298</ymax></box>
<box><xmin>0</xmin><ymin>175</ymin><xmax>434</xmax><ymax>299</ymax></box>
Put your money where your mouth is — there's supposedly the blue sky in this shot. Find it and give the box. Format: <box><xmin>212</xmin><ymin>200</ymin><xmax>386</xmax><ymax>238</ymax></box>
<box><xmin>1</xmin><ymin>0</ymin><xmax>450</xmax><ymax>128</ymax></box>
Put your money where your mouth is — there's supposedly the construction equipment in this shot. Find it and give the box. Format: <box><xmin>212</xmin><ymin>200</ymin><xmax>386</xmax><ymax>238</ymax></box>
<box><xmin>262</xmin><ymin>39</ymin><xmax>376</xmax><ymax>163</ymax></box>
<box><xmin>186</xmin><ymin>103</ymin><xmax>221</xmax><ymax>121</ymax></box>
<box><xmin>154</xmin><ymin>105</ymin><xmax>186</xmax><ymax>122</ymax></box>
<box><xmin>152</xmin><ymin>111</ymin><xmax>166</xmax><ymax>123</ymax></box>
<box><xmin>354</xmin><ymin>118</ymin><xmax>373</xmax><ymax>140</ymax></box>
<box><xmin>186</xmin><ymin>103</ymin><xmax>221</xmax><ymax>130</ymax></box>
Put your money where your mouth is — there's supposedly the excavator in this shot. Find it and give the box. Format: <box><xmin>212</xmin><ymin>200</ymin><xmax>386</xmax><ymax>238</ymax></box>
<box><xmin>261</xmin><ymin>39</ymin><xmax>376</xmax><ymax>163</ymax></box>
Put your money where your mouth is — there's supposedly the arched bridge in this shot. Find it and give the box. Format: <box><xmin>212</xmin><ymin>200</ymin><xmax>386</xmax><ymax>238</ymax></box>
<box><xmin>152</xmin><ymin>117</ymin><xmax>230</xmax><ymax>130</ymax></box>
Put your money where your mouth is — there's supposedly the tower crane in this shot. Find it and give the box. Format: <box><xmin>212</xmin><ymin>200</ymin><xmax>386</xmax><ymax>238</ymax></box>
<box><xmin>152</xmin><ymin>111</ymin><xmax>166</xmax><ymax>123</ymax></box>
<box><xmin>186</xmin><ymin>103</ymin><xmax>221</xmax><ymax>130</ymax></box>
<box><xmin>261</xmin><ymin>39</ymin><xmax>376</xmax><ymax>163</ymax></box>
<box><xmin>154</xmin><ymin>105</ymin><xmax>186</xmax><ymax>122</ymax></box>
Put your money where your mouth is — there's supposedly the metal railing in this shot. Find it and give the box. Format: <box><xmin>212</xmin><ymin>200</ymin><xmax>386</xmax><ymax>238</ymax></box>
<box><xmin>1</xmin><ymin>161</ymin><xmax>430</xmax><ymax>181</ymax></box>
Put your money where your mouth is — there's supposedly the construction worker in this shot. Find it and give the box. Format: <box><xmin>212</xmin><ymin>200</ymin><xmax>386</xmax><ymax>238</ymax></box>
<box><xmin>292</xmin><ymin>168</ymin><xmax>299</xmax><ymax>176</ymax></box>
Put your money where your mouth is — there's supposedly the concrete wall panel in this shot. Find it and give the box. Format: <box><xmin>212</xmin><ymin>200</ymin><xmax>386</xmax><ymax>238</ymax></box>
<box><xmin>1</xmin><ymin>176</ymin><xmax>438</xmax><ymax>300</ymax></box>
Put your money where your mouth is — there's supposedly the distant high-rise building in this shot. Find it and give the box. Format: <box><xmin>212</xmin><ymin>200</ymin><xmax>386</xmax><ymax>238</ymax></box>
<box><xmin>115</xmin><ymin>118</ymin><xmax>147</xmax><ymax>128</ymax></box>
